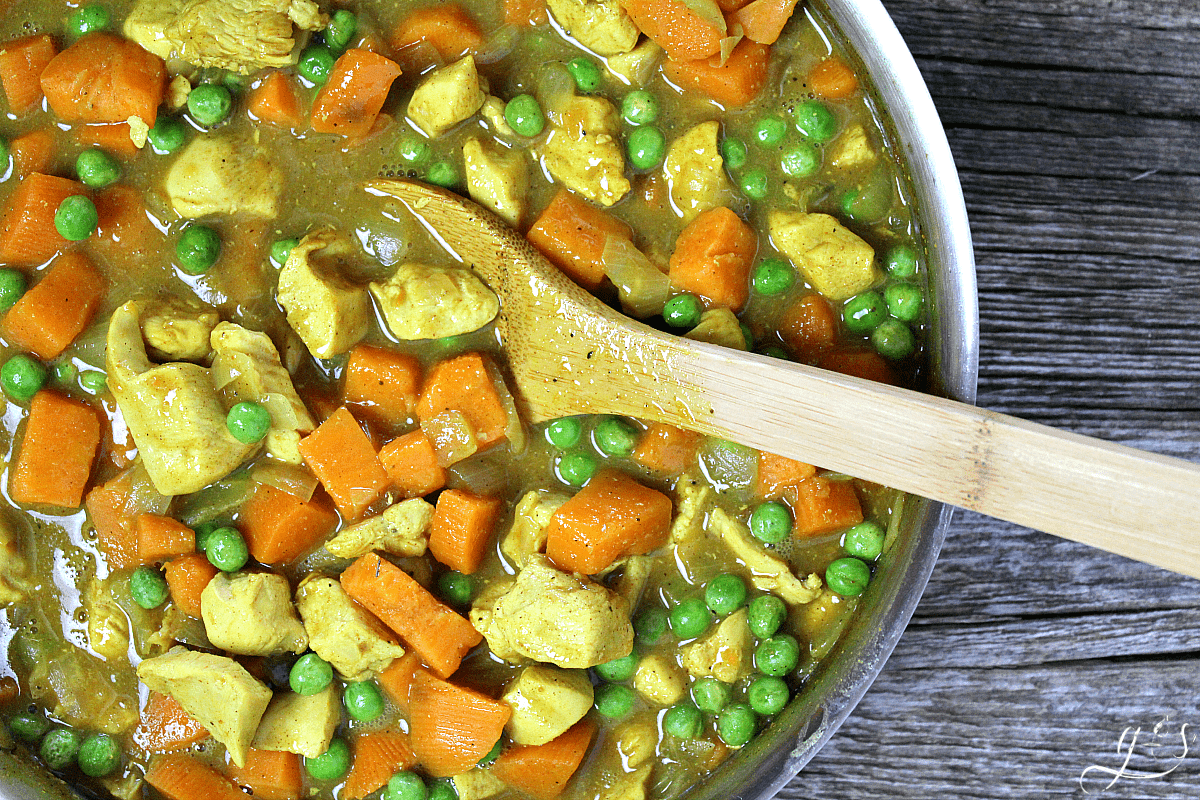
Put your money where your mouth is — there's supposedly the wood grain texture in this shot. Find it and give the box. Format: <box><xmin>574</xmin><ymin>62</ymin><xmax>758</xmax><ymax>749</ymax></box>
<box><xmin>785</xmin><ymin>0</ymin><xmax>1200</xmax><ymax>796</ymax></box>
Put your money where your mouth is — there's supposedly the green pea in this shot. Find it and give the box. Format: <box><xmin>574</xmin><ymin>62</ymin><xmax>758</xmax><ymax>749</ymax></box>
<box><xmin>305</xmin><ymin>737</ymin><xmax>351</xmax><ymax>781</ymax></box>
<box><xmin>130</xmin><ymin>566</ymin><xmax>169</xmax><ymax>609</ymax></box>
<box><xmin>206</xmin><ymin>526</ymin><xmax>249</xmax><ymax>572</ymax></box>
<box><xmin>669</xmin><ymin>597</ymin><xmax>711</xmax><ymax>640</ymax></box>
<box><xmin>222</xmin><ymin>71</ymin><xmax>247</xmax><ymax>94</ymax></box>
<box><xmin>627</xmin><ymin>125</ymin><xmax>666</xmax><ymax>170</ymax></box>
<box><xmin>438</xmin><ymin>571</ymin><xmax>473</xmax><ymax>606</ymax></box>
<box><xmin>885</xmin><ymin>282</ymin><xmax>923</xmax><ymax>323</ymax></box>
<box><xmin>691</xmin><ymin>677</ymin><xmax>730</xmax><ymax>713</ymax></box>
<box><xmin>593</xmin><ymin>417</ymin><xmax>639</xmax><ymax>457</ymax></box>
<box><xmin>886</xmin><ymin>244</ymin><xmax>917</xmax><ymax>278</ymax></box>
<box><xmin>477</xmin><ymin>738</ymin><xmax>502</xmax><ymax>766</ymax></box>
<box><xmin>721</xmin><ymin>136</ymin><xmax>748</xmax><ymax>169</ymax></box>
<box><xmin>594</xmin><ymin>652</ymin><xmax>637</xmax><ymax>682</ymax></box>
<box><xmin>620</xmin><ymin>90</ymin><xmax>658</xmax><ymax>125</ymax></box>
<box><xmin>343</xmin><ymin>681</ymin><xmax>385</xmax><ymax>722</ymax></box>
<box><xmin>79</xmin><ymin>370</ymin><xmax>107</xmax><ymax>395</ymax></box>
<box><xmin>290</xmin><ymin>652</ymin><xmax>334</xmax><ymax>696</ymax></box>
<box><xmin>634</xmin><ymin>607</ymin><xmax>668</xmax><ymax>645</ymax></box>
<box><xmin>752</xmin><ymin>258</ymin><xmax>794</xmax><ymax>296</ymax></box>
<box><xmin>53</xmin><ymin>360</ymin><xmax>78</xmax><ymax>385</ymax></box>
<box><xmin>193</xmin><ymin>521</ymin><xmax>218</xmax><ymax>554</ymax></box>
<box><xmin>781</xmin><ymin>142</ymin><xmax>819</xmax><ymax>178</ymax></box>
<box><xmin>75</xmin><ymin>149</ymin><xmax>120</xmax><ymax>188</ymax></box>
<box><xmin>717</xmin><ymin>703</ymin><xmax>757</xmax><ymax>747</ymax></box>
<box><xmin>270</xmin><ymin>237</ymin><xmax>299</xmax><ymax>267</ymax></box>
<box><xmin>704</xmin><ymin>573</ymin><xmax>747</xmax><ymax>616</ymax></box>
<box><xmin>386</xmin><ymin>771</ymin><xmax>428</xmax><ymax>800</ymax></box>
<box><xmin>792</xmin><ymin>100</ymin><xmax>837</xmax><ymax>143</ymax></box>
<box><xmin>663</xmin><ymin>294</ymin><xmax>703</xmax><ymax>329</ymax></box>
<box><xmin>0</xmin><ymin>268</ymin><xmax>25</xmax><ymax>310</ymax></box>
<box><xmin>425</xmin><ymin>160</ymin><xmax>460</xmax><ymax>189</ymax></box>
<box><xmin>747</xmin><ymin>595</ymin><xmax>786</xmax><ymax>639</ymax></box>
<box><xmin>326</xmin><ymin>9</ymin><xmax>358</xmax><ymax>52</ymax></box>
<box><xmin>749</xmin><ymin>501</ymin><xmax>791</xmax><ymax>544</ymax></box>
<box><xmin>755</xmin><ymin>634</ymin><xmax>800</xmax><ymax>676</ymax></box>
<box><xmin>226</xmin><ymin>401</ymin><xmax>271</xmax><ymax>444</ymax></box>
<box><xmin>299</xmin><ymin>44</ymin><xmax>336</xmax><ymax>85</ymax></box>
<box><xmin>505</xmin><ymin>94</ymin><xmax>545</xmax><ymax>138</ymax></box>
<box><xmin>78</xmin><ymin>732</ymin><xmax>120</xmax><ymax>777</ymax></box>
<box><xmin>556</xmin><ymin>451</ymin><xmax>597</xmax><ymax>487</ymax></box>
<box><xmin>176</xmin><ymin>225</ymin><xmax>222</xmax><ymax>274</ymax></box>
<box><xmin>758</xmin><ymin>345</ymin><xmax>788</xmax><ymax>360</ymax></box>
<box><xmin>9</xmin><ymin>713</ymin><xmax>50</xmax><ymax>744</ymax></box>
<box><xmin>872</xmin><ymin>318</ymin><xmax>916</xmax><ymax>360</ymax></box>
<box><xmin>826</xmin><ymin>556</ymin><xmax>871</xmax><ymax>596</ymax></box>
<box><xmin>546</xmin><ymin>417</ymin><xmax>583</xmax><ymax>448</ymax></box>
<box><xmin>840</xmin><ymin>171</ymin><xmax>893</xmax><ymax>223</ymax></box>
<box><xmin>842</xmin><ymin>521</ymin><xmax>885</xmax><ymax>560</ymax></box>
<box><xmin>40</xmin><ymin>728</ymin><xmax>81</xmax><ymax>771</ymax></box>
<box><xmin>593</xmin><ymin>683</ymin><xmax>635</xmax><ymax>718</ymax></box>
<box><xmin>842</xmin><ymin>291</ymin><xmax>886</xmax><ymax>334</ymax></box>
<box><xmin>54</xmin><ymin>195</ymin><xmax>98</xmax><ymax>241</ymax></box>
<box><xmin>1</xmin><ymin>354</ymin><xmax>47</xmax><ymax>403</ymax></box>
<box><xmin>567</xmin><ymin>57</ymin><xmax>601</xmax><ymax>92</ymax></box>
<box><xmin>739</xmin><ymin>167</ymin><xmax>769</xmax><ymax>200</ymax></box>
<box><xmin>663</xmin><ymin>702</ymin><xmax>702</xmax><ymax>739</ymax></box>
<box><xmin>427</xmin><ymin>780</ymin><xmax>457</xmax><ymax>800</ymax></box>
<box><xmin>187</xmin><ymin>83</ymin><xmax>233</xmax><ymax>127</ymax></box>
<box><xmin>747</xmin><ymin>675</ymin><xmax>789</xmax><ymax>716</ymax></box>
<box><xmin>147</xmin><ymin>118</ymin><xmax>187</xmax><ymax>155</ymax></box>
<box><xmin>752</xmin><ymin>114</ymin><xmax>787</xmax><ymax>147</ymax></box>
<box><xmin>67</xmin><ymin>4</ymin><xmax>110</xmax><ymax>37</ymax></box>
<box><xmin>397</xmin><ymin>133</ymin><xmax>431</xmax><ymax>165</ymax></box>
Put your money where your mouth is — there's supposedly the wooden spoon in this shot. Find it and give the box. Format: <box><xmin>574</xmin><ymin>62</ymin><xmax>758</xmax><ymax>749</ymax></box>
<box><xmin>366</xmin><ymin>179</ymin><xmax>1200</xmax><ymax>580</ymax></box>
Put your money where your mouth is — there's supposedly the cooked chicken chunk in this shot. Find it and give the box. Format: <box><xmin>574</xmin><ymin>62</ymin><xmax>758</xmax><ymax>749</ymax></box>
<box><xmin>138</xmin><ymin>298</ymin><xmax>219</xmax><ymax>362</ymax></box>
<box><xmin>684</xmin><ymin>308</ymin><xmax>747</xmax><ymax>350</ymax></box>
<box><xmin>473</xmin><ymin>555</ymin><xmax>633</xmax><ymax>668</ymax></box>
<box><xmin>711</xmin><ymin>508</ymin><xmax>822</xmax><ymax>604</ymax></box>
<box><xmin>547</xmin><ymin>0</ymin><xmax>639</xmax><ymax>56</ymax></box>
<box><xmin>210</xmin><ymin>321</ymin><xmax>316</xmax><ymax>464</ymax></box>
<box><xmin>768</xmin><ymin>211</ymin><xmax>880</xmax><ymax>301</ymax></box>
<box><xmin>500</xmin><ymin>490</ymin><xmax>569</xmax><ymax>566</ymax></box>
<box><xmin>541</xmin><ymin>96</ymin><xmax>630</xmax><ymax>207</ymax></box>
<box><xmin>463</xmin><ymin>137</ymin><xmax>528</xmax><ymax>226</ymax></box>
<box><xmin>252</xmin><ymin>686</ymin><xmax>339</xmax><ymax>757</ymax></box>
<box><xmin>124</xmin><ymin>0</ymin><xmax>326</xmax><ymax>75</ymax></box>
<box><xmin>107</xmin><ymin>302</ymin><xmax>255</xmax><ymax>495</ymax></box>
<box><xmin>200</xmin><ymin>572</ymin><xmax>308</xmax><ymax>656</ymax></box>
<box><xmin>607</xmin><ymin>39</ymin><xmax>662</xmax><ymax>86</ymax></box>
<box><xmin>0</xmin><ymin>518</ymin><xmax>29</xmax><ymax>606</ymax></box>
<box><xmin>828</xmin><ymin>123</ymin><xmax>877</xmax><ymax>172</ymax></box>
<box><xmin>680</xmin><ymin>608</ymin><xmax>753</xmax><ymax>683</ymax></box>
<box><xmin>324</xmin><ymin>498</ymin><xmax>434</xmax><ymax>559</ymax></box>
<box><xmin>452</xmin><ymin>769</ymin><xmax>506</xmax><ymax>800</ymax></box>
<box><xmin>668</xmin><ymin>476</ymin><xmax>714</xmax><ymax>545</ymax></box>
<box><xmin>84</xmin><ymin>577</ymin><xmax>130</xmax><ymax>663</ymax></box>
<box><xmin>480</xmin><ymin>96</ymin><xmax>516</xmax><ymax>137</ymax></box>
<box><xmin>468</xmin><ymin>576</ymin><xmax>524</xmax><ymax>664</ymax></box>
<box><xmin>501</xmin><ymin>665</ymin><xmax>594</xmax><ymax>746</ymax></box>
<box><xmin>663</xmin><ymin>121</ymin><xmax>734</xmax><ymax>222</ymax></box>
<box><xmin>294</xmin><ymin>575</ymin><xmax>407</xmax><ymax>681</ymax></box>
<box><xmin>164</xmin><ymin>136</ymin><xmax>283</xmax><ymax>218</ymax></box>
<box><xmin>277</xmin><ymin>229</ymin><xmax>371</xmax><ymax>358</ymax></box>
<box><xmin>633</xmin><ymin>652</ymin><xmax>687</xmax><ymax>705</ymax></box>
<box><xmin>369</xmin><ymin>263</ymin><xmax>499</xmax><ymax>341</ymax></box>
<box><xmin>407</xmin><ymin>57</ymin><xmax>486</xmax><ymax>137</ymax></box>
<box><xmin>137</xmin><ymin>647</ymin><xmax>272</xmax><ymax>767</ymax></box>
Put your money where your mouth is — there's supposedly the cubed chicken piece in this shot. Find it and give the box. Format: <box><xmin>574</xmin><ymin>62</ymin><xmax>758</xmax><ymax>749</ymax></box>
<box><xmin>500</xmin><ymin>490</ymin><xmax>570</xmax><ymax>566</ymax></box>
<box><xmin>166</xmin><ymin>75</ymin><xmax>191</xmax><ymax>111</ymax></box>
<box><xmin>324</xmin><ymin>497</ymin><xmax>434</xmax><ymax>559</ymax></box>
<box><xmin>668</xmin><ymin>477</ymin><xmax>714</xmax><ymax>545</ymax></box>
<box><xmin>137</xmin><ymin>646</ymin><xmax>272</xmax><ymax>766</ymax></box>
<box><xmin>139</xmin><ymin>298</ymin><xmax>219</xmax><ymax>362</ymax></box>
<box><xmin>828</xmin><ymin>124</ymin><xmax>877</xmax><ymax>173</ymax></box>
<box><xmin>547</xmin><ymin>0</ymin><xmax>639</xmax><ymax>56</ymax></box>
<box><xmin>84</xmin><ymin>577</ymin><xmax>130</xmax><ymax>663</ymax></box>
<box><xmin>607</xmin><ymin>39</ymin><xmax>662</xmax><ymax>86</ymax></box>
<box><xmin>277</xmin><ymin>229</ymin><xmax>371</xmax><ymax>358</ymax></box>
<box><xmin>480</xmin><ymin>96</ymin><xmax>516</xmax><ymax>137</ymax></box>
<box><xmin>463</xmin><ymin>137</ymin><xmax>529</xmax><ymax>226</ymax></box>
<box><xmin>107</xmin><ymin>302</ymin><xmax>255</xmax><ymax>495</ymax></box>
<box><xmin>768</xmin><ymin>211</ymin><xmax>880</xmax><ymax>301</ymax></box>
<box><xmin>632</xmin><ymin>653</ymin><xmax>687</xmax><ymax>705</ymax></box>
<box><xmin>164</xmin><ymin>136</ymin><xmax>283</xmax><ymax>218</ymax></box>
<box><xmin>210</xmin><ymin>321</ymin><xmax>316</xmax><ymax>464</ymax></box>
<box><xmin>475</xmin><ymin>555</ymin><xmax>634</xmax><ymax>668</ymax></box>
<box><xmin>0</xmin><ymin>518</ymin><xmax>29</xmax><ymax>606</ymax></box>
<box><xmin>663</xmin><ymin>121</ymin><xmax>734</xmax><ymax>223</ymax></box>
<box><xmin>407</xmin><ymin>56</ymin><xmax>486</xmax><ymax>137</ymax></box>
<box><xmin>124</xmin><ymin>0</ymin><xmax>326</xmax><ymax>75</ymax></box>
<box><xmin>200</xmin><ymin>572</ymin><xmax>308</xmax><ymax>656</ymax></box>
<box><xmin>452</xmin><ymin>769</ymin><xmax>507</xmax><ymax>800</ymax></box>
<box><xmin>501</xmin><ymin>665</ymin><xmax>594</xmax><ymax>746</ymax></box>
<box><xmin>251</xmin><ymin>685</ymin><xmax>339</xmax><ymax>757</ymax></box>
<box><xmin>368</xmin><ymin>263</ymin><xmax>499</xmax><ymax>341</ymax></box>
<box><xmin>711</xmin><ymin>508</ymin><xmax>822</xmax><ymax>605</ymax></box>
<box><xmin>684</xmin><ymin>308</ymin><xmax>747</xmax><ymax>350</ymax></box>
<box><xmin>541</xmin><ymin>96</ymin><xmax>630</xmax><ymax>207</ymax></box>
<box><xmin>294</xmin><ymin>575</ymin><xmax>407</xmax><ymax>681</ymax></box>
<box><xmin>614</xmin><ymin>717</ymin><xmax>657</xmax><ymax>768</ymax></box>
<box><xmin>128</xmin><ymin>116</ymin><xmax>151</xmax><ymax>149</ymax></box>
<box><xmin>680</xmin><ymin>608</ymin><xmax>753</xmax><ymax>683</ymax></box>
<box><xmin>468</xmin><ymin>576</ymin><xmax>525</xmax><ymax>664</ymax></box>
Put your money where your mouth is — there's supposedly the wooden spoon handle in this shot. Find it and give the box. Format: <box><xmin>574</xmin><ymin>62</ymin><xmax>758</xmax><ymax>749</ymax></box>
<box><xmin>670</xmin><ymin>342</ymin><xmax>1200</xmax><ymax>580</ymax></box>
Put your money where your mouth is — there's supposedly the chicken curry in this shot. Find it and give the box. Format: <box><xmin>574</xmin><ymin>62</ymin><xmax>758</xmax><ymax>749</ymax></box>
<box><xmin>0</xmin><ymin>1</ymin><xmax>927</xmax><ymax>799</ymax></box>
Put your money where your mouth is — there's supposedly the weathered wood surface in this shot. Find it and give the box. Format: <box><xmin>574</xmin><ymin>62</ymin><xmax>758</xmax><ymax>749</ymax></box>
<box><xmin>783</xmin><ymin>0</ymin><xmax>1200</xmax><ymax>796</ymax></box>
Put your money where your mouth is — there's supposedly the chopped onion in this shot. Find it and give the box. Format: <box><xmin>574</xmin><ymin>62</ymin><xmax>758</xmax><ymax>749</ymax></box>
<box><xmin>603</xmin><ymin>236</ymin><xmax>670</xmax><ymax>319</ymax></box>
<box><xmin>252</xmin><ymin>461</ymin><xmax>318</xmax><ymax>502</ymax></box>
<box><xmin>681</xmin><ymin>0</ymin><xmax>726</xmax><ymax>33</ymax></box>
<box><xmin>421</xmin><ymin>411</ymin><xmax>479</xmax><ymax>467</ymax></box>
<box><xmin>537</xmin><ymin>62</ymin><xmax>576</xmax><ymax>120</ymax></box>
<box><xmin>178</xmin><ymin>471</ymin><xmax>254</xmax><ymax>527</ymax></box>
<box><xmin>699</xmin><ymin>438</ymin><xmax>756</xmax><ymax>491</ymax></box>
<box><xmin>447</xmin><ymin>451</ymin><xmax>510</xmax><ymax>496</ymax></box>
<box><xmin>261</xmin><ymin>391</ymin><xmax>302</xmax><ymax>431</ymax></box>
<box><xmin>484</xmin><ymin>359</ymin><xmax>527</xmax><ymax>455</ymax></box>
<box><xmin>125</xmin><ymin>462</ymin><xmax>171</xmax><ymax>517</ymax></box>
<box><xmin>718</xmin><ymin>31</ymin><xmax>744</xmax><ymax>66</ymax></box>
<box><xmin>475</xmin><ymin>24</ymin><xmax>520</xmax><ymax>65</ymax></box>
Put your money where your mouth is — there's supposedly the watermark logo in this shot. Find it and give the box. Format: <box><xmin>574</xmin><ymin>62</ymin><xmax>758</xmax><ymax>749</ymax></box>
<box><xmin>1080</xmin><ymin>720</ymin><xmax>1193</xmax><ymax>793</ymax></box>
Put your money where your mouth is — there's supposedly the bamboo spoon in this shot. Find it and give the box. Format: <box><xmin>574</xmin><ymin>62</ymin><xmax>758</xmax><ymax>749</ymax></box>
<box><xmin>367</xmin><ymin>178</ymin><xmax>1200</xmax><ymax>580</ymax></box>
